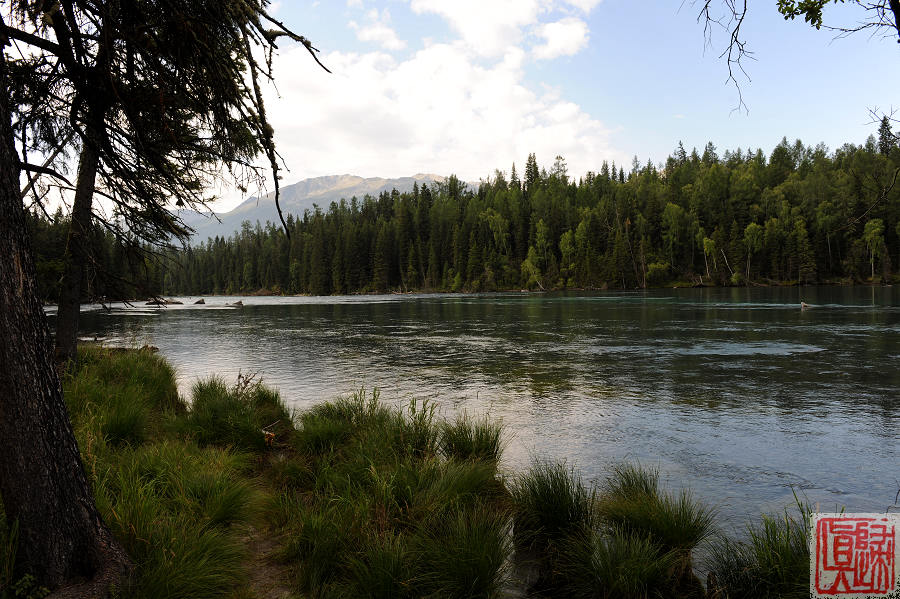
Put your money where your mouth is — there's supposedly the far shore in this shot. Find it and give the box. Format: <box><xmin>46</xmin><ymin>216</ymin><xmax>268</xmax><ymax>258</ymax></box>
<box><xmin>42</xmin><ymin>276</ymin><xmax>897</xmax><ymax>308</ymax></box>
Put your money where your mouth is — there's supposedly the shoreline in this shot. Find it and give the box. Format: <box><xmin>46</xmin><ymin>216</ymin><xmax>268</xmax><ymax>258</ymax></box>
<box><xmin>46</xmin><ymin>277</ymin><xmax>897</xmax><ymax>307</ymax></box>
<box><xmin>8</xmin><ymin>346</ymin><xmax>813</xmax><ymax>598</ymax></box>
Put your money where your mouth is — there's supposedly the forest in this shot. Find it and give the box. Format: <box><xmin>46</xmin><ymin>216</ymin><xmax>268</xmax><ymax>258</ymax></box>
<box><xmin>29</xmin><ymin>128</ymin><xmax>900</xmax><ymax>301</ymax></box>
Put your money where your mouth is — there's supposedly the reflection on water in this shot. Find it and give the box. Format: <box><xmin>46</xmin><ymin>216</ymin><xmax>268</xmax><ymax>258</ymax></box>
<box><xmin>70</xmin><ymin>286</ymin><xmax>900</xmax><ymax>528</ymax></box>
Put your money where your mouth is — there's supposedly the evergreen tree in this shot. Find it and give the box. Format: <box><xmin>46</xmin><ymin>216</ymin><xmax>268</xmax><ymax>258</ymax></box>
<box><xmin>878</xmin><ymin>116</ymin><xmax>896</xmax><ymax>156</ymax></box>
<box><xmin>524</xmin><ymin>153</ymin><xmax>539</xmax><ymax>194</ymax></box>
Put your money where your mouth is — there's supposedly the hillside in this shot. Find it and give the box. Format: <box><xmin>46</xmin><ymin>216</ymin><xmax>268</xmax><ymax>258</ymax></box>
<box><xmin>180</xmin><ymin>173</ymin><xmax>448</xmax><ymax>243</ymax></box>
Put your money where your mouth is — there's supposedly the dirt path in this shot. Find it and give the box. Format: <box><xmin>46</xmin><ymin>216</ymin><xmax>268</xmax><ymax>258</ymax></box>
<box><xmin>244</xmin><ymin>526</ymin><xmax>294</xmax><ymax>599</ymax></box>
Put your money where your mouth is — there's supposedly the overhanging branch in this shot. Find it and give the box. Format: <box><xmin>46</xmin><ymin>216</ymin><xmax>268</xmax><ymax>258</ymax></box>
<box><xmin>2</xmin><ymin>24</ymin><xmax>63</xmax><ymax>55</ymax></box>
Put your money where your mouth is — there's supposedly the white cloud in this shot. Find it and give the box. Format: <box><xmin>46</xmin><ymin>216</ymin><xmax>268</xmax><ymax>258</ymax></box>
<box><xmin>408</xmin><ymin>1</ymin><xmax>599</xmax><ymax>59</ymax></box>
<box><xmin>349</xmin><ymin>9</ymin><xmax>406</xmax><ymax>51</ymax></box>
<box><xmin>561</xmin><ymin>0</ymin><xmax>602</xmax><ymax>12</ymax></box>
<box><xmin>410</xmin><ymin>0</ymin><xmax>544</xmax><ymax>57</ymax></box>
<box><xmin>533</xmin><ymin>17</ymin><xmax>589</xmax><ymax>60</ymax></box>
<box><xmin>346</xmin><ymin>0</ymin><xmax>363</xmax><ymax>6</ymax></box>
<box><xmin>254</xmin><ymin>42</ymin><xmax>622</xmax><ymax>196</ymax></box>
<box><xmin>210</xmin><ymin>0</ymin><xmax>621</xmax><ymax>210</ymax></box>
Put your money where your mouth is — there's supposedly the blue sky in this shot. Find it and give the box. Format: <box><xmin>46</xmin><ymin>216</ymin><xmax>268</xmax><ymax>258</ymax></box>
<box><xmin>219</xmin><ymin>0</ymin><xmax>899</xmax><ymax>209</ymax></box>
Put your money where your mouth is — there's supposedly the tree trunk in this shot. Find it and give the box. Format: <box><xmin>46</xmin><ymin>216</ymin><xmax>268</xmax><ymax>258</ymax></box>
<box><xmin>54</xmin><ymin>125</ymin><xmax>101</xmax><ymax>365</ymax></box>
<box><xmin>0</xmin><ymin>53</ymin><xmax>130</xmax><ymax>596</ymax></box>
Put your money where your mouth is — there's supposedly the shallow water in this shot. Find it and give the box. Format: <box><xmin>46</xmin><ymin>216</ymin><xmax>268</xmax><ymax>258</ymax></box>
<box><xmin>71</xmin><ymin>286</ymin><xmax>900</xmax><ymax>529</ymax></box>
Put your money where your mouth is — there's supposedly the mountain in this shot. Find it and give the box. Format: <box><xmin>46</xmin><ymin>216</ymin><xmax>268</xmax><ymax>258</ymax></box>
<box><xmin>180</xmin><ymin>173</ymin><xmax>448</xmax><ymax>243</ymax></box>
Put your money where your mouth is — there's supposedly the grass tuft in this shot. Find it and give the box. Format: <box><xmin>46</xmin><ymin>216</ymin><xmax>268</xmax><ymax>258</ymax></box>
<box><xmin>275</xmin><ymin>389</ymin><xmax>509</xmax><ymax>598</ymax></box>
<box><xmin>413</xmin><ymin>504</ymin><xmax>511</xmax><ymax>598</ymax></box>
<box><xmin>705</xmin><ymin>500</ymin><xmax>811</xmax><ymax>599</ymax></box>
<box><xmin>510</xmin><ymin>460</ymin><xmax>596</xmax><ymax>552</ymax></box>
<box><xmin>558</xmin><ymin>526</ymin><xmax>679</xmax><ymax>599</ymax></box>
<box><xmin>92</xmin><ymin>440</ymin><xmax>255</xmax><ymax>599</ymax></box>
<box><xmin>598</xmin><ymin>463</ymin><xmax>716</xmax><ymax>555</ymax></box>
<box><xmin>183</xmin><ymin>374</ymin><xmax>292</xmax><ymax>452</ymax></box>
<box><xmin>440</xmin><ymin>413</ymin><xmax>504</xmax><ymax>463</ymax></box>
<box><xmin>99</xmin><ymin>393</ymin><xmax>149</xmax><ymax>447</ymax></box>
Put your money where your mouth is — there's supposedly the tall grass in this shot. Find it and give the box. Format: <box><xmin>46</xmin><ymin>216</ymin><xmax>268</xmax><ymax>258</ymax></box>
<box><xmin>60</xmin><ymin>347</ymin><xmax>262</xmax><ymax>599</ymax></box>
<box><xmin>440</xmin><ymin>413</ymin><xmax>504</xmax><ymax>463</ymax></box>
<box><xmin>182</xmin><ymin>374</ymin><xmax>292</xmax><ymax>452</ymax></box>
<box><xmin>91</xmin><ymin>441</ymin><xmax>256</xmax><ymax>599</ymax></box>
<box><xmin>705</xmin><ymin>500</ymin><xmax>811</xmax><ymax>599</ymax></box>
<box><xmin>53</xmin><ymin>347</ymin><xmax>819</xmax><ymax>599</ymax></box>
<box><xmin>412</xmin><ymin>503</ymin><xmax>511</xmax><ymax>598</ymax></box>
<box><xmin>508</xmin><ymin>460</ymin><xmax>597</xmax><ymax>595</ymax></box>
<box><xmin>63</xmin><ymin>347</ymin><xmax>181</xmax><ymax>449</ymax></box>
<box><xmin>64</xmin><ymin>346</ymin><xmax>180</xmax><ymax>416</ymax></box>
<box><xmin>510</xmin><ymin>460</ymin><xmax>596</xmax><ymax>552</ymax></box>
<box><xmin>596</xmin><ymin>463</ymin><xmax>715</xmax><ymax>597</ymax></box>
<box><xmin>273</xmin><ymin>389</ymin><xmax>510</xmax><ymax>598</ymax></box>
<box><xmin>558</xmin><ymin>526</ymin><xmax>679</xmax><ymax>599</ymax></box>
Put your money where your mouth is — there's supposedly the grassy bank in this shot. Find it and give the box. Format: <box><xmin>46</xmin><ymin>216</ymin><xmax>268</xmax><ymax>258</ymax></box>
<box><xmin>1</xmin><ymin>349</ymin><xmax>811</xmax><ymax>598</ymax></box>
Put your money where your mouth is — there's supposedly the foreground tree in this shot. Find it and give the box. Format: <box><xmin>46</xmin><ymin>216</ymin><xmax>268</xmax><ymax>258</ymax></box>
<box><xmin>5</xmin><ymin>0</ymin><xmax>328</xmax><ymax>364</ymax></box>
<box><xmin>0</xmin><ymin>33</ymin><xmax>130</xmax><ymax>594</ymax></box>
<box><xmin>1</xmin><ymin>0</ymin><xmax>326</xmax><ymax>593</ymax></box>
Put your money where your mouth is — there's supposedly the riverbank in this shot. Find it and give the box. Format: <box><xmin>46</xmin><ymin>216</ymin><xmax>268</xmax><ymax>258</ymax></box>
<box><xmin>164</xmin><ymin>275</ymin><xmax>897</xmax><ymax>298</ymax></box>
<box><xmin>1</xmin><ymin>348</ymin><xmax>812</xmax><ymax>598</ymax></box>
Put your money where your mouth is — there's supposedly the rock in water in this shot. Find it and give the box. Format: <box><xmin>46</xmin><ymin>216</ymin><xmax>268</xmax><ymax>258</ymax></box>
<box><xmin>194</xmin><ymin>298</ymin><xmax>205</xmax><ymax>305</ymax></box>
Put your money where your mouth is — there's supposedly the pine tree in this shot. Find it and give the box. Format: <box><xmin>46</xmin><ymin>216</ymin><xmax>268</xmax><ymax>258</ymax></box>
<box><xmin>878</xmin><ymin>116</ymin><xmax>896</xmax><ymax>156</ymax></box>
<box><xmin>524</xmin><ymin>153</ymin><xmax>539</xmax><ymax>194</ymax></box>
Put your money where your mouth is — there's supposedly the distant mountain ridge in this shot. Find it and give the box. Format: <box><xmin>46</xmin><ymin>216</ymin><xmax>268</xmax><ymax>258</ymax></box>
<box><xmin>180</xmin><ymin>173</ymin><xmax>448</xmax><ymax>243</ymax></box>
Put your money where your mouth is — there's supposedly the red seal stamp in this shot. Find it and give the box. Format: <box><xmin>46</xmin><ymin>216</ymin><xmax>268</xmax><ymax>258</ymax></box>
<box><xmin>812</xmin><ymin>513</ymin><xmax>900</xmax><ymax>598</ymax></box>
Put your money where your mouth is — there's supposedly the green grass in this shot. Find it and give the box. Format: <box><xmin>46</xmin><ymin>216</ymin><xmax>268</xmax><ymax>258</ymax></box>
<box><xmin>41</xmin><ymin>347</ymin><xmax>816</xmax><ymax>599</ymax></box>
<box><xmin>181</xmin><ymin>374</ymin><xmax>293</xmax><ymax>453</ymax></box>
<box><xmin>60</xmin><ymin>347</ymin><xmax>261</xmax><ymax>599</ymax></box>
<box><xmin>92</xmin><ymin>446</ymin><xmax>253</xmax><ymax>599</ymax></box>
<box><xmin>705</xmin><ymin>500</ymin><xmax>811</xmax><ymax>599</ymax></box>
<box><xmin>510</xmin><ymin>460</ymin><xmax>597</xmax><ymax>552</ymax></box>
<box><xmin>598</xmin><ymin>463</ymin><xmax>716</xmax><ymax>554</ymax></box>
<box><xmin>596</xmin><ymin>463</ymin><xmax>715</xmax><ymax>597</ymax></box>
<box><xmin>440</xmin><ymin>413</ymin><xmax>504</xmax><ymax>463</ymax></box>
<box><xmin>273</xmin><ymin>389</ymin><xmax>510</xmax><ymax>598</ymax></box>
<box><xmin>558</xmin><ymin>526</ymin><xmax>679</xmax><ymax>599</ymax></box>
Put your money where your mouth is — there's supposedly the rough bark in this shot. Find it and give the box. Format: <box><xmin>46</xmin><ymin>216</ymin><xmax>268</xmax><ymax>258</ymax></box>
<box><xmin>0</xmin><ymin>50</ymin><xmax>130</xmax><ymax>596</ymax></box>
<box><xmin>53</xmin><ymin>130</ymin><xmax>100</xmax><ymax>365</ymax></box>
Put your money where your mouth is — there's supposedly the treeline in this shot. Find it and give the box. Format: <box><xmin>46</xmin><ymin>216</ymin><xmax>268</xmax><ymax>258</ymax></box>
<box><xmin>31</xmin><ymin>133</ymin><xmax>900</xmax><ymax>300</ymax></box>
<box><xmin>28</xmin><ymin>209</ymin><xmax>167</xmax><ymax>303</ymax></box>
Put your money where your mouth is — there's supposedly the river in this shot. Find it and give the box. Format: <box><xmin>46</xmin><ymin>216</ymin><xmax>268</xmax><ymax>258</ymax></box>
<box><xmin>68</xmin><ymin>285</ymin><xmax>900</xmax><ymax>530</ymax></box>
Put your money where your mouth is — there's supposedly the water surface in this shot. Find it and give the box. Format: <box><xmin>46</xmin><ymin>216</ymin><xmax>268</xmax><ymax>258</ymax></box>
<box><xmin>72</xmin><ymin>286</ymin><xmax>900</xmax><ymax>529</ymax></box>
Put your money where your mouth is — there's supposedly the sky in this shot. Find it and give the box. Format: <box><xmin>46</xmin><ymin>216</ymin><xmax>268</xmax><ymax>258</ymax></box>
<box><xmin>212</xmin><ymin>0</ymin><xmax>900</xmax><ymax>211</ymax></box>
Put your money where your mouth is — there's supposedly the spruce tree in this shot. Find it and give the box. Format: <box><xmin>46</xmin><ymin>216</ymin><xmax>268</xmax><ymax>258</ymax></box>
<box><xmin>878</xmin><ymin>116</ymin><xmax>896</xmax><ymax>156</ymax></box>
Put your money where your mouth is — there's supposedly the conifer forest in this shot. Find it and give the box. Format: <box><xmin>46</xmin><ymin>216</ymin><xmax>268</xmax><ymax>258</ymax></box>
<box><xmin>29</xmin><ymin>132</ymin><xmax>900</xmax><ymax>301</ymax></box>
